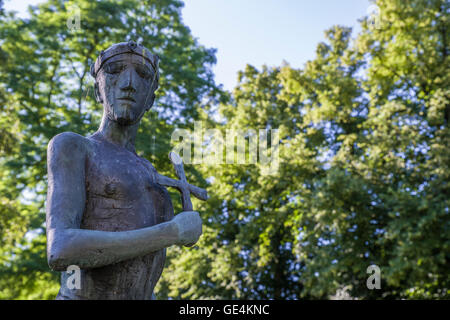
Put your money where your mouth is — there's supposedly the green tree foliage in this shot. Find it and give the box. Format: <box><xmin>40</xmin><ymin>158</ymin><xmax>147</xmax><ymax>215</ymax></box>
<box><xmin>157</xmin><ymin>0</ymin><xmax>449</xmax><ymax>299</ymax></box>
<box><xmin>0</xmin><ymin>0</ymin><xmax>219</xmax><ymax>299</ymax></box>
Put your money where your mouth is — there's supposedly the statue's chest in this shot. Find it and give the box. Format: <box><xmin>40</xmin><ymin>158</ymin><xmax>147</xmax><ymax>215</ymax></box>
<box><xmin>86</xmin><ymin>146</ymin><xmax>154</xmax><ymax>200</ymax></box>
<box><xmin>82</xmin><ymin>141</ymin><xmax>163</xmax><ymax>231</ymax></box>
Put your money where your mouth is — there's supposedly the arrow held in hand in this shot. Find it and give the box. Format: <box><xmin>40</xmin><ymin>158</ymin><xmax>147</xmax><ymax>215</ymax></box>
<box><xmin>156</xmin><ymin>152</ymin><xmax>208</xmax><ymax>211</ymax></box>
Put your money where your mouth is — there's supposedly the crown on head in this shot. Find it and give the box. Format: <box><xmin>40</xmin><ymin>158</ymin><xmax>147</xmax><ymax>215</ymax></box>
<box><xmin>90</xmin><ymin>40</ymin><xmax>159</xmax><ymax>80</ymax></box>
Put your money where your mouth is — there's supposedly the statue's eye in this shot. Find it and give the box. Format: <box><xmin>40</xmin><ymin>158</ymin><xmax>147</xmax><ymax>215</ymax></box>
<box><xmin>104</xmin><ymin>62</ymin><xmax>124</xmax><ymax>74</ymax></box>
<box><xmin>134</xmin><ymin>64</ymin><xmax>152</xmax><ymax>80</ymax></box>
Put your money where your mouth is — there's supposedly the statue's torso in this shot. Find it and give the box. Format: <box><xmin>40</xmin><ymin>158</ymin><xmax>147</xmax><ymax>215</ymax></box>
<box><xmin>57</xmin><ymin>135</ymin><xmax>173</xmax><ymax>300</ymax></box>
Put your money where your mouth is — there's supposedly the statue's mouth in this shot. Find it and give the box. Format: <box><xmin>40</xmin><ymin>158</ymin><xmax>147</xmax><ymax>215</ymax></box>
<box><xmin>118</xmin><ymin>96</ymin><xmax>136</xmax><ymax>103</ymax></box>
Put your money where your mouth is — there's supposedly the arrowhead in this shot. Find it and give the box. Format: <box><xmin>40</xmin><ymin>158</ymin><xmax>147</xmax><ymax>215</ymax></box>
<box><xmin>169</xmin><ymin>151</ymin><xmax>183</xmax><ymax>165</ymax></box>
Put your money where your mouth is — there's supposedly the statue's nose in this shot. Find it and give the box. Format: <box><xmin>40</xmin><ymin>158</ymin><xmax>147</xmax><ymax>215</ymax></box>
<box><xmin>119</xmin><ymin>68</ymin><xmax>137</xmax><ymax>93</ymax></box>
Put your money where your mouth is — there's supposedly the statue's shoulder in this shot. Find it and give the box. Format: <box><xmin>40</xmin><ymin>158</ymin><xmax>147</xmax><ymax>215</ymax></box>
<box><xmin>138</xmin><ymin>156</ymin><xmax>163</xmax><ymax>185</ymax></box>
<box><xmin>138</xmin><ymin>156</ymin><xmax>157</xmax><ymax>173</ymax></box>
<box><xmin>47</xmin><ymin>131</ymin><xmax>90</xmax><ymax>159</ymax></box>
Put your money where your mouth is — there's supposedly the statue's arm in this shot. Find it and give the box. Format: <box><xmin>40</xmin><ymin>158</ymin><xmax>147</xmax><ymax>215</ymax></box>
<box><xmin>46</xmin><ymin>132</ymin><xmax>201</xmax><ymax>271</ymax></box>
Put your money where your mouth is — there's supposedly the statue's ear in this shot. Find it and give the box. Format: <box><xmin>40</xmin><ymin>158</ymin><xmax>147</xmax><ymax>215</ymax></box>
<box><xmin>94</xmin><ymin>82</ymin><xmax>103</xmax><ymax>103</ymax></box>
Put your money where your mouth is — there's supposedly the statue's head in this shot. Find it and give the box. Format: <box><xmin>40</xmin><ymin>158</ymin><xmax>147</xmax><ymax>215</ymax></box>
<box><xmin>90</xmin><ymin>40</ymin><xmax>159</xmax><ymax>126</ymax></box>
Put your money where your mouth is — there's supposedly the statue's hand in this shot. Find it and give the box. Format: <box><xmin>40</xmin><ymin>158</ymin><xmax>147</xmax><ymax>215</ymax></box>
<box><xmin>172</xmin><ymin>211</ymin><xmax>202</xmax><ymax>247</ymax></box>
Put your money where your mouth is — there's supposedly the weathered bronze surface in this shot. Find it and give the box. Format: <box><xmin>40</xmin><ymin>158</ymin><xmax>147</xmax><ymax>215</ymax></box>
<box><xmin>46</xmin><ymin>41</ymin><xmax>205</xmax><ymax>300</ymax></box>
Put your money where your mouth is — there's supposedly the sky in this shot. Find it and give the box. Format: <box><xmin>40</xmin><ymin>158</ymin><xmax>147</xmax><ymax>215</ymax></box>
<box><xmin>4</xmin><ymin>0</ymin><xmax>372</xmax><ymax>90</ymax></box>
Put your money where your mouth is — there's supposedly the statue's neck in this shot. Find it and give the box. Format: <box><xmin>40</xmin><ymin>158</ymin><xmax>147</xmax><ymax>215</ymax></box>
<box><xmin>96</xmin><ymin>114</ymin><xmax>139</xmax><ymax>153</ymax></box>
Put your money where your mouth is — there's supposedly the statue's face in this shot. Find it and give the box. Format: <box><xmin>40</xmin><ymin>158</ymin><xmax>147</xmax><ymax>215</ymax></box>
<box><xmin>96</xmin><ymin>53</ymin><xmax>157</xmax><ymax>125</ymax></box>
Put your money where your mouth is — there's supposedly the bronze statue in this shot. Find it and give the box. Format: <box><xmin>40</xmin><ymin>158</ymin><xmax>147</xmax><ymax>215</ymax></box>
<box><xmin>46</xmin><ymin>41</ymin><xmax>206</xmax><ymax>300</ymax></box>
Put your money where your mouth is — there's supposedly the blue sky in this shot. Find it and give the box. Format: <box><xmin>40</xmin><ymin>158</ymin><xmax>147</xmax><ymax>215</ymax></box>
<box><xmin>4</xmin><ymin>0</ymin><xmax>372</xmax><ymax>90</ymax></box>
